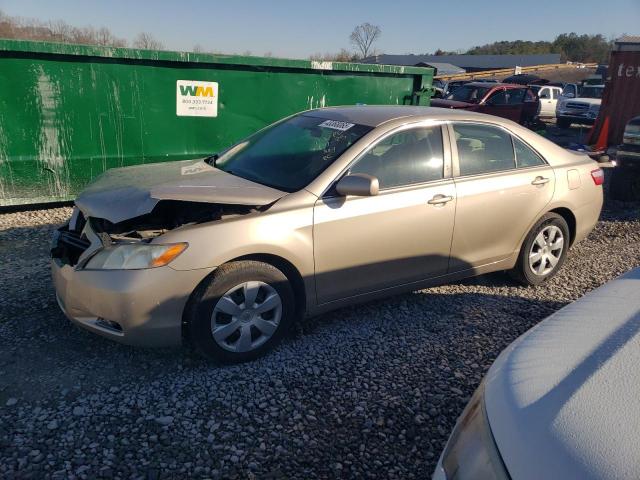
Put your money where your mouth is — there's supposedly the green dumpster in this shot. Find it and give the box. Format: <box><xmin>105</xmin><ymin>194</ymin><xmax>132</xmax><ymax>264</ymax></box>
<box><xmin>0</xmin><ymin>39</ymin><xmax>433</xmax><ymax>206</ymax></box>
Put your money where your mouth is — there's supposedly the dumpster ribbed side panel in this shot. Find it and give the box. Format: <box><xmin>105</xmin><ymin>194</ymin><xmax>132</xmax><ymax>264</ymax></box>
<box><xmin>0</xmin><ymin>40</ymin><xmax>433</xmax><ymax>206</ymax></box>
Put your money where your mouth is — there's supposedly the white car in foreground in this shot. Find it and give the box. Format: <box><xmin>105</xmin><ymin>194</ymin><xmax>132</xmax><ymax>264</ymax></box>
<box><xmin>433</xmin><ymin>267</ymin><xmax>640</xmax><ymax>480</ymax></box>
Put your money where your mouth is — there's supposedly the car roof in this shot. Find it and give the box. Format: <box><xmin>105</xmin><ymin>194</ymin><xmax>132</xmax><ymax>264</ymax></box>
<box><xmin>302</xmin><ymin>105</ymin><xmax>498</xmax><ymax>127</ymax></box>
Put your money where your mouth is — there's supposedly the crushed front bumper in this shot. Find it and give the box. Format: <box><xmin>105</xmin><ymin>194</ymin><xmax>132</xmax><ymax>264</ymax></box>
<box><xmin>51</xmin><ymin>251</ymin><xmax>214</xmax><ymax>348</ymax></box>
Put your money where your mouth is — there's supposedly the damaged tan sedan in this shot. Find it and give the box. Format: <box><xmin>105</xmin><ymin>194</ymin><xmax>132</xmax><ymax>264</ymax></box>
<box><xmin>52</xmin><ymin>106</ymin><xmax>603</xmax><ymax>363</ymax></box>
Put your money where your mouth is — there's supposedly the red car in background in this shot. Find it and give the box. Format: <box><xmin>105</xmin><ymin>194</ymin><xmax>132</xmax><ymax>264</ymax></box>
<box><xmin>431</xmin><ymin>82</ymin><xmax>540</xmax><ymax>125</ymax></box>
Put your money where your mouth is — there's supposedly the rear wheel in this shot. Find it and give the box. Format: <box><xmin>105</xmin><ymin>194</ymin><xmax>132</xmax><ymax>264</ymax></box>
<box><xmin>509</xmin><ymin>213</ymin><xmax>570</xmax><ymax>286</ymax></box>
<box><xmin>186</xmin><ymin>260</ymin><xmax>295</xmax><ymax>363</ymax></box>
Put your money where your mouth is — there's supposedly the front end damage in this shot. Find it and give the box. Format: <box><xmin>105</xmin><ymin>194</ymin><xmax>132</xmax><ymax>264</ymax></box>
<box><xmin>52</xmin><ymin>200</ymin><xmax>266</xmax><ymax>268</ymax></box>
<box><xmin>50</xmin><ymin>199</ymin><xmax>266</xmax><ymax>346</ymax></box>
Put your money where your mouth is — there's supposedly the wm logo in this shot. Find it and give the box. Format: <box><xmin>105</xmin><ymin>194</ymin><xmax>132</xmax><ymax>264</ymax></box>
<box><xmin>179</xmin><ymin>85</ymin><xmax>215</xmax><ymax>97</ymax></box>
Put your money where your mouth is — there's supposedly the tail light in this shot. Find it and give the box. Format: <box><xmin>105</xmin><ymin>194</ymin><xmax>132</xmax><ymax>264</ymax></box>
<box><xmin>591</xmin><ymin>168</ymin><xmax>604</xmax><ymax>186</ymax></box>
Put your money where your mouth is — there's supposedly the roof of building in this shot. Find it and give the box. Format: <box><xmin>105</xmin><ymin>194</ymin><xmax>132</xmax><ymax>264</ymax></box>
<box><xmin>413</xmin><ymin>62</ymin><xmax>465</xmax><ymax>76</ymax></box>
<box><xmin>616</xmin><ymin>35</ymin><xmax>640</xmax><ymax>44</ymax></box>
<box><xmin>361</xmin><ymin>54</ymin><xmax>562</xmax><ymax>70</ymax></box>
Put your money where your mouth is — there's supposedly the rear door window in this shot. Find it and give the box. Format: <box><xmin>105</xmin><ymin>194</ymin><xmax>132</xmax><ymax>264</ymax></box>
<box><xmin>486</xmin><ymin>90</ymin><xmax>507</xmax><ymax>105</ymax></box>
<box><xmin>513</xmin><ymin>137</ymin><xmax>545</xmax><ymax>168</ymax></box>
<box><xmin>525</xmin><ymin>89</ymin><xmax>537</xmax><ymax>102</ymax></box>
<box><xmin>452</xmin><ymin>124</ymin><xmax>516</xmax><ymax>176</ymax></box>
<box><xmin>507</xmin><ymin>89</ymin><xmax>525</xmax><ymax>104</ymax></box>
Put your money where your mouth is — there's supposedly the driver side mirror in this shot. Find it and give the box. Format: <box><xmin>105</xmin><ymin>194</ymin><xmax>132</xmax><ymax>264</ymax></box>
<box><xmin>335</xmin><ymin>173</ymin><xmax>379</xmax><ymax>197</ymax></box>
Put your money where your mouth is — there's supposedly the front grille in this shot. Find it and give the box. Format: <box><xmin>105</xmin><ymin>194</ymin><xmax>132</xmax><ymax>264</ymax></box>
<box><xmin>59</xmin><ymin>230</ymin><xmax>91</xmax><ymax>251</ymax></box>
<box><xmin>565</xmin><ymin>102</ymin><xmax>589</xmax><ymax>111</ymax></box>
<box><xmin>51</xmin><ymin>226</ymin><xmax>91</xmax><ymax>266</ymax></box>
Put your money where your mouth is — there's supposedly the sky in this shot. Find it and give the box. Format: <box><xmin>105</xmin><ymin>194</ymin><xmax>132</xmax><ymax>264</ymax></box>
<box><xmin>1</xmin><ymin>0</ymin><xmax>639</xmax><ymax>58</ymax></box>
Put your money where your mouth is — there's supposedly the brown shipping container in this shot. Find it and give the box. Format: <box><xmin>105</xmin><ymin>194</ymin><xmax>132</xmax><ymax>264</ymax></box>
<box><xmin>590</xmin><ymin>36</ymin><xmax>640</xmax><ymax>146</ymax></box>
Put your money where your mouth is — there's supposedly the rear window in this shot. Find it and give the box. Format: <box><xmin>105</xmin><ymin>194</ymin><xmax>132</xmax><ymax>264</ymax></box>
<box><xmin>446</xmin><ymin>86</ymin><xmax>491</xmax><ymax>104</ymax></box>
<box><xmin>580</xmin><ymin>86</ymin><xmax>604</xmax><ymax>99</ymax></box>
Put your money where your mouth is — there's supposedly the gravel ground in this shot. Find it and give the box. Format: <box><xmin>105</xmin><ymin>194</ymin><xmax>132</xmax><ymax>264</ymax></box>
<box><xmin>1</xmin><ymin>194</ymin><xmax>639</xmax><ymax>479</ymax></box>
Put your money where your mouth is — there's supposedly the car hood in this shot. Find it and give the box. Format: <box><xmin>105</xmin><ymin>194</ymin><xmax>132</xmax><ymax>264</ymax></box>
<box><xmin>484</xmin><ymin>267</ymin><xmax>640</xmax><ymax>480</ymax></box>
<box><xmin>430</xmin><ymin>99</ymin><xmax>477</xmax><ymax>109</ymax></box>
<box><xmin>75</xmin><ymin>159</ymin><xmax>287</xmax><ymax>223</ymax></box>
<box><xmin>563</xmin><ymin>97</ymin><xmax>602</xmax><ymax>106</ymax></box>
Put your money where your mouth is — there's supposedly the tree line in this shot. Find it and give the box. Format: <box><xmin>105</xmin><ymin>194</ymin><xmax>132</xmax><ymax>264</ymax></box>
<box><xmin>0</xmin><ymin>9</ymin><xmax>163</xmax><ymax>50</ymax></box>
<box><xmin>431</xmin><ymin>33</ymin><xmax>613</xmax><ymax>64</ymax></box>
<box><xmin>314</xmin><ymin>27</ymin><xmax>613</xmax><ymax>65</ymax></box>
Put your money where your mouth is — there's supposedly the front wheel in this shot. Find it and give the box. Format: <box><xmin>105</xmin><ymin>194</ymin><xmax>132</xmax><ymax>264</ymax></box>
<box><xmin>186</xmin><ymin>260</ymin><xmax>295</xmax><ymax>363</ymax></box>
<box><xmin>509</xmin><ymin>213</ymin><xmax>570</xmax><ymax>286</ymax></box>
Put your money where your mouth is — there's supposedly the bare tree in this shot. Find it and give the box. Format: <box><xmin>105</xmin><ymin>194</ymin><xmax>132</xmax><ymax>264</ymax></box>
<box><xmin>350</xmin><ymin>23</ymin><xmax>381</xmax><ymax>59</ymax></box>
<box><xmin>133</xmin><ymin>32</ymin><xmax>163</xmax><ymax>50</ymax></box>
<box><xmin>48</xmin><ymin>20</ymin><xmax>72</xmax><ymax>43</ymax></box>
<box><xmin>95</xmin><ymin>27</ymin><xmax>127</xmax><ymax>47</ymax></box>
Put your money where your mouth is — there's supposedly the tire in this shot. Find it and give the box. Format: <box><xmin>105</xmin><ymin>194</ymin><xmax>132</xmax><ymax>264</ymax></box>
<box><xmin>186</xmin><ymin>260</ymin><xmax>295</xmax><ymax>363</ymax></box>
<box><xmin>509</xmin><ymin>213</ymin><xmax>570</xmax><ymax>286</ymax></box>
<box><xmin>557</xmin><ymin>117</ymin><xmax>571</xmax><ymax>129</ymax></box>
<box><xmin>609</xmin><ymin>167</ymin><xmax>640</xmax><ymax>202</ymax></box>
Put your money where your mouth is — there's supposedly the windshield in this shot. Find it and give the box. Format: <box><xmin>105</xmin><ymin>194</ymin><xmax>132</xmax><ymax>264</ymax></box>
<box><xmin>579</xmin><ymin>86</ymin><xmax>604</xmax><ymax>99</ymax></box>
<box><xmin>212</xmin><ymin>115</ymin><xmax>372</xmax><ymax>192</ymax></box>
<box><xmin>445</xmin><ymin>85</ymin><xmax>491</xmax><ymax>103</ymax></box>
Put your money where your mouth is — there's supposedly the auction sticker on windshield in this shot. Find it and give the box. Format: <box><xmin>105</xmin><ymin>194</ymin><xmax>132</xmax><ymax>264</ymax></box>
<box><xmin>177</xmin><ymin>80</ymin><xmax>218</xmax><ymax>117</ymax></box>
<box><xmin>319</xmin><ymin>120</ymin><xmax>355</xmax><ymax>131</ymax></box>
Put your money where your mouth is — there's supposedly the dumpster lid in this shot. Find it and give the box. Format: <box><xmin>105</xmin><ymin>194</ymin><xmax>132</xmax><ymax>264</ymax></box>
<box><xmin>0</xmin><ymin>39</ymin><xmax>432</xmax><ymax>76</ymax></box>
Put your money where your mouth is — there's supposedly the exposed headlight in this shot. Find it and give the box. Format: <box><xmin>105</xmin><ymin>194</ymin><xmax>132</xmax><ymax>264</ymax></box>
<box><xmin>434</xmin><ymin>382</ymin><xmax>509</xmax><ymax>480</ymax></box>
<box><xmin>84</xmin><ymin>242</ymin><xmax>188</xmax><ymax>270</ymax></box>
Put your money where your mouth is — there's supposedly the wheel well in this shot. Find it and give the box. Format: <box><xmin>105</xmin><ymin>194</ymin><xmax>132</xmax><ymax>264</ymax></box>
<box><xmin>181</xmin><ymin>254</ymin><xmax>307</xmax><ymax>343</ymax></box>
<box><xmin>549</xmin><ymin>207</ymin><xmax>576</xmax><ymax>246</ymax></box>
<box><xmin>232</xmin><ymin>253</ymin><xmax>307</xmax><ymax>319</ymax></box>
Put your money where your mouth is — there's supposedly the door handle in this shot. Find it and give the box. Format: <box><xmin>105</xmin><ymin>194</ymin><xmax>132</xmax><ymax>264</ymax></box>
<box><xmin>428</xmin><ymin>194</ymin><xmax>454</xmax><ymax>205</ymax></box>
<box><xmin>531</xmin><ymin>176</ymin><xmax>550</xmax><ymax>186</ymax></box>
